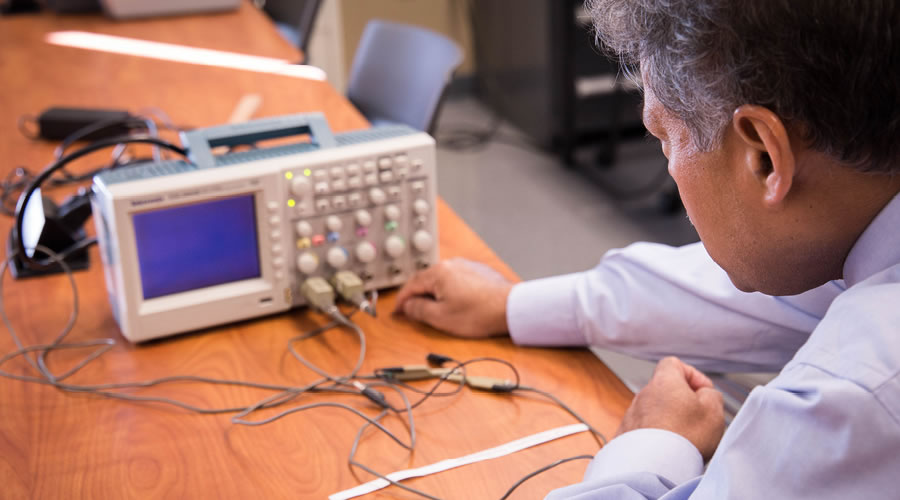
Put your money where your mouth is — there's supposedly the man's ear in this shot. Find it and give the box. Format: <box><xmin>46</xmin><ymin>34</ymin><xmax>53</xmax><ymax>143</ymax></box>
<box><xmin>732</xmin><ymin>105</ymin><xmax>796</xmax><ymax>206</ymax></box>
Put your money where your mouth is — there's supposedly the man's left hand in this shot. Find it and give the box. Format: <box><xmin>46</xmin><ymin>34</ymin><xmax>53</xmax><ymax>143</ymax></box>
<box><xmin>615</xmin><ymin>356</ymin><xmax>725</xmax><ymax>461</ymax></box>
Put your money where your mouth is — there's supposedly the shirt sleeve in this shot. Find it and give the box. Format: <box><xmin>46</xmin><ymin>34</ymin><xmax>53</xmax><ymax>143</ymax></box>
<box><xmin>507</xmin><ymin>242</ymin><xmax>842</xmax><ymax>372</ymax></box>
<box><xmin>543</xmin><ymin>363</ymin><xmax>900</xmax><ymax>499</ymax></box>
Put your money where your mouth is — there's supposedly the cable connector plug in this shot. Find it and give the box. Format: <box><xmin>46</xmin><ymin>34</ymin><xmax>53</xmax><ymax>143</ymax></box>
<box><xmin>445</xmin><ymin>373</ymin><xmax>517</xmax><ymax>392</ymax></box>
<box><xmin>300</xmin><ymin>277</ymin><xmax>336</xmax><ymax>314</ymax></box>
<box><xmin>426</xmin><ymin>353</ymin><xmax>455</xmax><ymax>367</ymax></box>
<box><xmin>331</xmin><ymin>271</ymin><xmax>375</xmax><ymax>317</ymax></box>
<box><xmin>375</xmin><ymin>364</ymin><xmax>453</xmax><ymax>381</ymax></box>
<box><xmin>352</xmin><ymin>380</ymin><xmax>389</xmax><ymax>409</ymax></box>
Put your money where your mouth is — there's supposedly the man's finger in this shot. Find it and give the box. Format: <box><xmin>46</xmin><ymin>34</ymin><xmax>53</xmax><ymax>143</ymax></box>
<box><xmin>682</xmin><ymin>362</ymin><xmax>715</xmax><ymax>391</ymax></box>
<box><xmin>653</xmin><ymin>357</ymin><xmax>714</xmax><ymax>392</ymax></box>
<box><xmin>697</xmin><ymin>386</ymin><xmax>724</xmax><ymax>411</ymax></box>
<box><xmin>401</xmin><ymin>296</ymin><xmax>444</xmax><ymax>325</ymax></box>
<box><xmin>393</xmin><ymin>267</ymin><xmax>440</xmax><ymax>313</ymax></box>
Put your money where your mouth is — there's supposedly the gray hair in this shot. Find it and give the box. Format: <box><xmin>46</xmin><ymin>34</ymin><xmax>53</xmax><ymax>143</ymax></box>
<box><xmin>587</xmin><ymin>0</ymin><xmax>900</xmax><ymax>173</ymax></box>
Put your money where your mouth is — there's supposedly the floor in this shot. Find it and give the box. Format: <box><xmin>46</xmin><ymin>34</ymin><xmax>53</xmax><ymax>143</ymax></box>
<box><xmin>431</xmin><ymin>96</ymin><xmax>701</xmax><ymax>393</ymax></box>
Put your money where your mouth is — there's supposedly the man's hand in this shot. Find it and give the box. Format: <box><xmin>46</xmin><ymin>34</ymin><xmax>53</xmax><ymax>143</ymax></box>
<box><xmin>393</xmin><ymin>258</ymin><xmax>513</xmax><ymax>338</ymax></box>
<box><xmin>616</xmin><ymin>356</ymin><xmax>725</xmax><ymax>461</ymax></box>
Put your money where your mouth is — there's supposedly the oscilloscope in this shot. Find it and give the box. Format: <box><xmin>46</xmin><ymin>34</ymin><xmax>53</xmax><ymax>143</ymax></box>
<box><xmin>91</xmin><ymin>113</ymin><xmax>437</xmax><ymax>342</ymax></box>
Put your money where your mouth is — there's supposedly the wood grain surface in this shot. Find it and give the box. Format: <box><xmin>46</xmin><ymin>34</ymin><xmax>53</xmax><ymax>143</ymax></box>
<box><xmin>0</xmin><ymin>4</ymin><xmax>633</xmax><ymax>498</ymax></box>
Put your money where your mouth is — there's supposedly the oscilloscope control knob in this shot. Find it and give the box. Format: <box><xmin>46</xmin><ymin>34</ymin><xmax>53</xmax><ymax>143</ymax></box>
<box><xmin>413</xmin><ymin>198</ymin><xmax>430</xmax><ymax>215</ymax></box>
<box><xmin>326</xmin><ymin>247</ymin><xmax>349</xmax><ymax>269</ymax></box>
<box><xmin>411</xmin><ymin>230</ymin><xmax>433</xmax><ymax>252</ymax></box>
<box><xmin>296</xmin><ymin>221</ymin><xmax>313</xmax><ymax>238</ymax></box>
<box><xmin>326</xmin><ymin>215</ymin><xmax>343</xmax><ymax>232</ymax></box>
<box><xmin>355</xmin><ymin>209</ymin><xmax>372</xmax><ymax>227</ymax></box>
<box><xmin>296</xmin><ymin>251</ymin><xmax>319</xmax><ymax>274</ymax></box>
<box><xmin>355</xmin><ymin>241</ymin><xmax>377</xmax><ymax>263</ymax></box>
<box><xmin>290</xmin><ymin>176</ymin><xmax>312</xmax><ymax>199</ymax></box>
<box><xmin>384</xmin><ymin>235</ymin><xmax>406</xmax><ymax>259</ymax></box>
<box><xmin>384</xmin><ymin>204</ymin><xmax>400</xmax><ymax>221</ymax></box>
<box><xmin>369</xmin><ymin>187</ymin><xmax>386</xmax><ymax>205</ymax></box>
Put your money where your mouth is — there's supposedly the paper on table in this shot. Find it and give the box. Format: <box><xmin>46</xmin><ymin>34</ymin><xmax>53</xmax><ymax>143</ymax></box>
<box><xmin>329</xmin><ymin>423</ymin><xmax>591</xmax><ymax>500</ymax></box>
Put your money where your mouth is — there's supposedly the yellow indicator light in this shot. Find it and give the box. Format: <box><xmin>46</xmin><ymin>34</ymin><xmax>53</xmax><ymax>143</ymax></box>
<box><xmin>303</xmin><ymin>168</ymin><xmax>312</xmax><ymax>177</ymax></box>
<box><xmin>287</xmin><ymin>199</ymin><xmax>296</xmax><ymax>207</ymax></box>
<box><xmin>284</xmin><ymin>171</ymin><xmax>294</xmax><ymax>180</ymax></box>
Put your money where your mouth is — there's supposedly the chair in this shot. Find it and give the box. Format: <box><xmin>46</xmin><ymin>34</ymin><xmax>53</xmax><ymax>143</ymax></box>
<box><xmin>260</xmin><ymin>0</ymin><xmax>323</xmax><ymax>64</ymax></box>
<box><xmin>347</xmin><ymin>19</ymin><xmax>463</xmax><ymax>133</ymax></box>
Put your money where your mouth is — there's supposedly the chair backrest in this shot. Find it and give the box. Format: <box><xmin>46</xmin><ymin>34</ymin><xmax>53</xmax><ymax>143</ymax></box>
<box><xmin>347</xmin><ymin>19</ymin><xmax>463</xmax><ymax>133</ymax></box>
<box><xmin>262</xmin><ymin>0</ymin><xmax>323</xmax><ymax>56</ymax></box>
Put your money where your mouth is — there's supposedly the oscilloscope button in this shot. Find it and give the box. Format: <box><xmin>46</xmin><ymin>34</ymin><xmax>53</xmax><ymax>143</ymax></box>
<box><xmin>290</xmin><ymin>176</ymin><xmax>312</xmax><ymax>199</ymax></box>
<box><xmin>355</xmin><ymin>210</ymin><xmax>372</xmax><ymax>227</ymax></box>
<box><xmin>384</xmin><ymin>204</ymin><xmax>400</xmax><ymax>221</ymax></box>
<box><xmin>325</xmin><ymin>215</ymin><xmax>344</xmax><ymax>232</ymax></box>
<box><xmin>413</xmin><ymin>199</ymin><xmax>430</xmax><ymax>215</ymax></box>
<box><xmin>368</xmin><ymin>188</ymin><xmax>386</xmax><ymax>205</ymax></box>
<box><xmin>296</xmin><ymin>221</ymin><xmax>313</xmax><ymax>237</ymax></box>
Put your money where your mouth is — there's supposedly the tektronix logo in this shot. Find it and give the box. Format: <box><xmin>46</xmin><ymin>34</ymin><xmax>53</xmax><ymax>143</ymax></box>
<box><xmin>130</xmin><ymin>197</ymin><xmax>163</xmax><ymax>207</ymax></box>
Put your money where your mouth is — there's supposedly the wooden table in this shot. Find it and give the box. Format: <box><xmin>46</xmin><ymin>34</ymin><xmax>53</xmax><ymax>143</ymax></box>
<box><xmin>0</xmin><ymin>3</ymin><xmax>632</xmax><ymax>498</ymax></box>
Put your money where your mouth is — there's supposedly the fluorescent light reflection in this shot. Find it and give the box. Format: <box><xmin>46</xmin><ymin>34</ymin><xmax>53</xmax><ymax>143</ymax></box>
<box><xmin>45</xmin><ymin>31</ymin><xmax>327</xmax><ymax>81</ymax></box>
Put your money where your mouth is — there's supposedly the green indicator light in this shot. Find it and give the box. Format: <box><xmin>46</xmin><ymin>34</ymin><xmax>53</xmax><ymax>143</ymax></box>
<box><xmin>285</xmin><ymin>171</ymin><xmax>294</xmax><ymax>180</ymax></box>
<box><xmin>287</xmin><ymin>199</ymin><xmax>296</xmax><ymax>207</ymax></box>
<box><xmin>303</xmin><ymin>168</ymin><xmax>312</xmax><ymax>177</ymax></box>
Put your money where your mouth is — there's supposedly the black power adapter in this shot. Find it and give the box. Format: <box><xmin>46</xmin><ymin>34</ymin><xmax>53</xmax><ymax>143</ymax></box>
<box><xmin>36</xmin><ymin>107</ymin><xmax>135</xmax><ymax>141</ymax></box>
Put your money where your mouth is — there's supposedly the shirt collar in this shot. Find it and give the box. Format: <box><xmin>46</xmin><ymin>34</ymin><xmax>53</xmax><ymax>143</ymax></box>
<box><xmin>843</xmin><ymin>191</ymin><xmax>900</xmax><ymax>287</ymax></box>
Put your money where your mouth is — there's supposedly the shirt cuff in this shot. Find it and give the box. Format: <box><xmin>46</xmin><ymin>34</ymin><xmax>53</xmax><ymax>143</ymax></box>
<box><xmin>506</xmin><ymin>273</ymin><xmax>588</xmax><ymax>346</ymax></box>
<box><xmin>584</xmin><ymin>429</ymin><xmax>704</xmax><ymax>485</ymax></box>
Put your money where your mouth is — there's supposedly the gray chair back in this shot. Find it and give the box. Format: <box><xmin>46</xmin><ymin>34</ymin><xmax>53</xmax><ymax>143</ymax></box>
<box><xmin>347</xmin><ymin>19</ymin><xmax>463</xmax><ymax>133</ymax></box>
<box><xmin>262</xmin><ymin>0</ymin><xmax>323</xmax><ymax>62</ymax></box>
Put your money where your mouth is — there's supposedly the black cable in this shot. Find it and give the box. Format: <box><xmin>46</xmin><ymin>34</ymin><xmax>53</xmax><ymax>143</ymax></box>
<box><xmin>497</xmin><ymin>455</ymin><xmax>594</xmax><ymax>500</ymax></box>
<box><xmin>12</xmin><ymin>135</ymin><xmax>189</xmax><ymax>270</ymax></box>
<box><xmin>52</xmin><ymin>116</ymin><xmax>149</xmax><ymax>170</ymax></box>
<box><xmin>514</xmin><ymin>386</ymin><xmax>608</xmax><ymax>447</ymax></box>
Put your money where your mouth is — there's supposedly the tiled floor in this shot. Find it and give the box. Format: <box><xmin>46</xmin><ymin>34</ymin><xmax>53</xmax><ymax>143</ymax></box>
<box><xmin>432</xmin><ymin>96</ymin><xmax>700</xmax><ymax>392</ymax></box>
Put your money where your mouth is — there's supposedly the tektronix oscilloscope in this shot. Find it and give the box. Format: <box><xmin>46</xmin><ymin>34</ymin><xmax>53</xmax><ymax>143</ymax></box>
<box><xmin>91</xmin><ymin>114</ymin><xmax>437</xmax><ymax>342</ymax></box>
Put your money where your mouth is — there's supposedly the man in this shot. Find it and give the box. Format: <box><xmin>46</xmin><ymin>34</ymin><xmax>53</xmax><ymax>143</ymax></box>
<box><xmin>394</xmin><ymin>0</ymin><xmax>900</xmax><ymax>498</ymax></box>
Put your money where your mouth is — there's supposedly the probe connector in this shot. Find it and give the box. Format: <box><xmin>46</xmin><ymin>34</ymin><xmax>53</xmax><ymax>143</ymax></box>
<box><xmin>330</xmin><ymin>270</ymin><xmax>375</xmax><ymax>317</ymax></box>
<box><xmin>300</xmin><ymin>277</ymin><xmax>337</xmax><ymax>314</ymax></box>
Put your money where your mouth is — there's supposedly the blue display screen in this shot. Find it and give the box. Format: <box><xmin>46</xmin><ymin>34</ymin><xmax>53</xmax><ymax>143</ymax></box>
<box><xmin>133</xmin><ymin>195</ymin><xmax>261</xmax><ymax>300</ymax></box>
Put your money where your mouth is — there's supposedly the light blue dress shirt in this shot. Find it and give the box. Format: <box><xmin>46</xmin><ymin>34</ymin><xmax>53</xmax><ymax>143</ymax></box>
<box><xmin>506</xmin><ymin>193</ymin><xmax>900</xmax><ymax>499</ymax></box>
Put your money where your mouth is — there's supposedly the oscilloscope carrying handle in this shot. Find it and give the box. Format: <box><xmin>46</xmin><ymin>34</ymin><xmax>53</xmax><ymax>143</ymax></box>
<box><xmin>180</xmin><ymin>113</ymin><xmax>338</xmax><ymax>168</ymax></box>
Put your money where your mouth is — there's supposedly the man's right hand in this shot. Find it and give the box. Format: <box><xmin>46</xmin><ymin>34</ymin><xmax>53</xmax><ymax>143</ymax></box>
<box><xmin>393</xmin><ymin>258</ymin><xmax>513</xmax><ymax>338</ymax></box>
